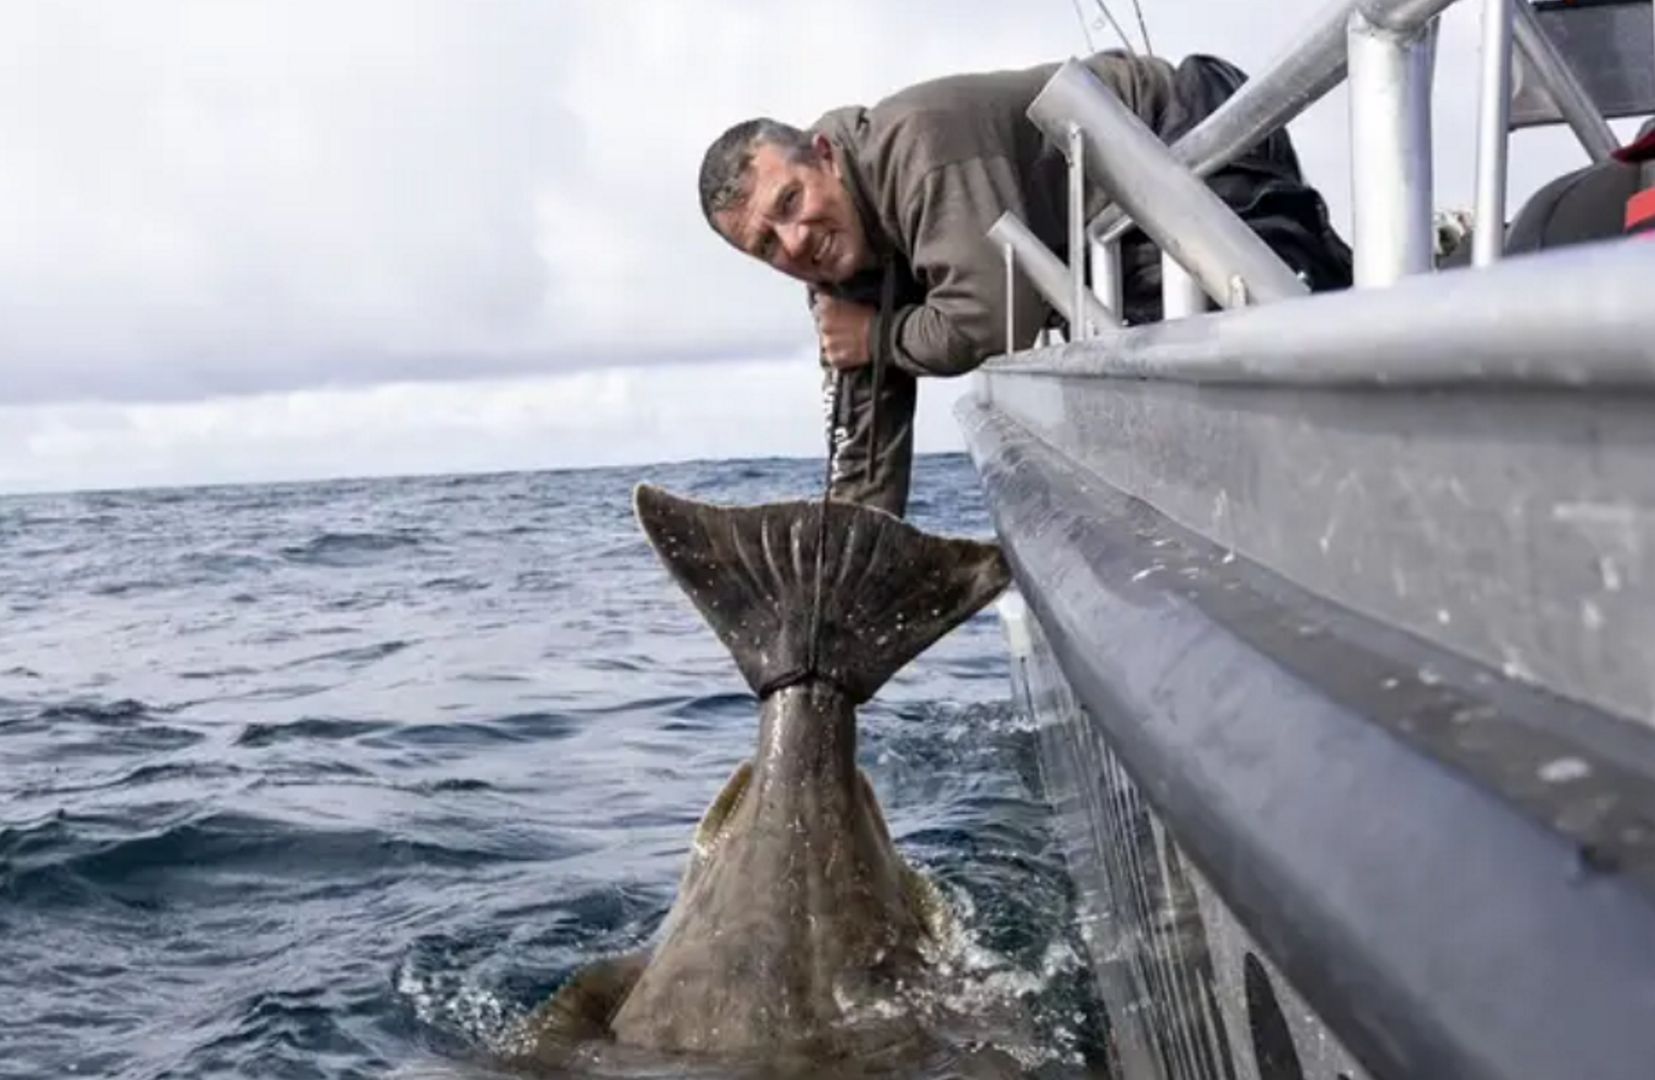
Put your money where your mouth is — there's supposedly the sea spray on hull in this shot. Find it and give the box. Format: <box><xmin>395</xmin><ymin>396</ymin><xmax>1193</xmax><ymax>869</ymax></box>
<box><xmin>515</xmin><ymin>485</ymin><xmax>1011</xmax><ymax>1062</ymax></box>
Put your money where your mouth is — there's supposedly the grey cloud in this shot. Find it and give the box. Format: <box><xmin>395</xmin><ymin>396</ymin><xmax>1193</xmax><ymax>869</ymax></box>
<box><xmin>1</xmin><ymin>1</ymin><xmax>581</xmax><ymax>395</ymax></box>
<box><xmin>0</xmin><ymin>337</ymin><xmax>805</xmax><ymax>406</ymax></box>
<box><xmin>0</xmin><ymin>0</ymin><xmax>1620</xmax><ymax>411</ymax></box>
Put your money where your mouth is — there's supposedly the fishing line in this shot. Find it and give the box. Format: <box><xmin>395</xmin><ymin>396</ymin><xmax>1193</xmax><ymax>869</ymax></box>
<box><xmin>1067</xmin><ymin>0</ymin><xmax>1098</xmax><ymax>52</ymax></box>
<box><xmin>1088</xmin><ymin>0</ymin><xmax>1139</xmax><ymax>57</ymax></box>
<box><xmin>805</xmin><ymin>366</ymin><xmax>852</xmax><ymax>682</ymax></box>
<box><xmin>1129</xmin><ymin>0</ymin><xmax>1155</xmax><ymax>56</ymax></box>
<box><xmin>806</xmin><ymin>257</ymin><xmax>892</xmax><ymax>681</ymax></box>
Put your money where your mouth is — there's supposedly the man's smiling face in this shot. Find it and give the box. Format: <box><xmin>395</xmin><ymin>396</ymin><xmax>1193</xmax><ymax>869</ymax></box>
<box><xmin>713</xmin><ymin>135</ymin><xmax>871</xmax><ymax>286</ymax></box>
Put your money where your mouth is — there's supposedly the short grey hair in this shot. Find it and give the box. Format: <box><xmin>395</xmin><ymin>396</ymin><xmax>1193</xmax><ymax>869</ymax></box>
<box><xmin>698</xmin><ymin>118</ymin><xmax>814</xmax><ymax>225</ymax></box>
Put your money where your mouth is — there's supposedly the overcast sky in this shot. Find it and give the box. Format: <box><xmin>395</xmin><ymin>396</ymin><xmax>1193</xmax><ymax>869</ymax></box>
<box><xmin>0</xmin><ymin>0</ymin><xmax>1628</xmax><ymax>493</ymax></box>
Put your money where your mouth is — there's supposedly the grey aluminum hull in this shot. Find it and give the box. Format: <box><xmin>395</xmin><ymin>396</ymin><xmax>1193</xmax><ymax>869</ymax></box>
<box><xmin>958</xmin><ymin>250</ymin><xmax>1655</xmax><ymax>1080</ymax></box>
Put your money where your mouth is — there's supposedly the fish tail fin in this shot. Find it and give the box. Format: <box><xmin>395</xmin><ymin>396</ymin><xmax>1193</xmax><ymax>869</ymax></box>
<box><xmin>633</xmin><ymin>484</ymin><xmax>1010</xmax><ymax>702</ymax></box>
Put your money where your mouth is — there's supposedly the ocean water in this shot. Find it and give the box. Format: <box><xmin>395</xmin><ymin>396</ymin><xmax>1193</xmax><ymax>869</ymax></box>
<box><xmin>0</xmin><ymin>454</ymin><xmax>1105</xmax><ymax>1079</ymax></box>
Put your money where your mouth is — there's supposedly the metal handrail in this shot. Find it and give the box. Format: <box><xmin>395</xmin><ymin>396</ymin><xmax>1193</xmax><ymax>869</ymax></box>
<box><xmin>1511</xmin><ymin>0</ymin><xmax>1621</xmax><ymax>163</ymax></box>
<box><xmin>1088</xmin><ymin>0</ymin><xmax>1458</xmax><ymax>244</ymax></box>
<box><xmin>986</xmin><ymin>212</ymin><xmax>1121</xmax><ymax>338</ymax></box>
<box><xmin>968</xmin><ymin>6</ymin><xmax>1655</xmax><ymax>1076</ymax></box>
<box><xmin>1472</xmin><ymin>0</ymin><xmax>1515</xmax><ymax>266</ymax></box>
<box><xmin>1028</xmin><ymin>61</ymin><xmax>1309</xmax><ymax>309</ymax></box>
<box><xmin>1085</xmin><ymin>0</ymin><xmax>1618</xmax><ymax>245</ymax></box>
<box><xmin>1348</xmin><ymin>8</ymin><xmax>1438</xmax><ymax>285</ymax></box>
<box><xmin>992</xmin><ymin>0</ymin><xmax>1632</xmax><ymax>341</ymax></box>
<box><xmin>983</xmin><ymin>241</ymin><xmax>1655</xmax><ymax>386</ymax></box>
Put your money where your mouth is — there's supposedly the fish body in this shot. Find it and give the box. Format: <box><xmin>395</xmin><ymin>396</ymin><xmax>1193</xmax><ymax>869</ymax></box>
<box><xmin>612</xmin><ymin>681</ymin><xmax>937</xmax><ymax>1050</ymax></box>
<box><xmin>520</xmin><ymin>485</ymin><xmax>1009</xmax><ymax>1061</ymax></box>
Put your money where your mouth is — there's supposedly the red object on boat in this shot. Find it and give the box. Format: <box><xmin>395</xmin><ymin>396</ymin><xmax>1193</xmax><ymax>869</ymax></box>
<box><xmin>1626</xmin><ymin>187</ymin><xmax>1655</xmax><ymax>236</ymax></box>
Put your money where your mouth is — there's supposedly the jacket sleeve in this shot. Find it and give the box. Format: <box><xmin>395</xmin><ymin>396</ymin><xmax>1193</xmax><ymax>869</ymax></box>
<box><xmin>824</xmin><ymin>360</ymin><xmax>917</xmax><ymax>518</ymax></box>
<box><xmin>887</xmin><ymin>155</ymin><xmax>1051</xmax><ymax>378</ymax></box>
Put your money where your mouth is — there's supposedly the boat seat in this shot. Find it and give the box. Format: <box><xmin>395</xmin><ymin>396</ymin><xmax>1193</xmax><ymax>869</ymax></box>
<box><xmin>1506</xmin><ymin>117</ymin><xmax>1655</xmax><ymax>254</ymax></box>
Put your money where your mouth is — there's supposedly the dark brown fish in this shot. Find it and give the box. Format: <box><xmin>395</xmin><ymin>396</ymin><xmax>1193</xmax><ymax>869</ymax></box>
<box><xmin>516</xmin><ymin>483</ymin><xmax>1010</xmax><ymax>1063</ymax></box>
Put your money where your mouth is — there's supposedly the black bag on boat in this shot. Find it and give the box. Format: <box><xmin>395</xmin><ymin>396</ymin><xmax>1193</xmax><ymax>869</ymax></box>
<box><xmin>1118</xmin><ymin>54</ymin><xmax>1354</xmax><ymax>323</ymax></box>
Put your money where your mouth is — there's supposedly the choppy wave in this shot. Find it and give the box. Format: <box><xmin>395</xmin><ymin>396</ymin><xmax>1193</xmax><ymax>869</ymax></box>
<box><xmin>0</xmin><ymin>810</ymin><xmax>579</xmax><ymax>914</ymax></box>
<box><xmin>235</xmin><ymin>716</ymin><xmax>391</xmax><ymax>746</ymax></box>
<box><xmin>280</xmin><ymin>530</ymin><xmax>431</xmax><ymax>567</ymax></box>
<box><xmin>0</xmin><ymin>456</ymin><xmax>1102</xmax><ymax>1079</ymax></box>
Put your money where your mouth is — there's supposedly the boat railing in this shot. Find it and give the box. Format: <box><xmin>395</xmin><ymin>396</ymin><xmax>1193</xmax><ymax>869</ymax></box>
<box><xmin>993</xmin><ymin>0</ymin><xmax>1650</xmax><ymax>336</ymax></box>
<box><xmin>970</xmin><ymin>4</ymin><xmax>1655</xmax><ymax>1078</ymax></box>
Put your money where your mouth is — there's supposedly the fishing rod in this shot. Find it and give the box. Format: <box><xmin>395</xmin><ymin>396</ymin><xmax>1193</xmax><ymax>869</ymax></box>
<box><xmin>1069</xmin><ymin>0</ymin><xmax>1155</xmax><ymax>57</ymax></box>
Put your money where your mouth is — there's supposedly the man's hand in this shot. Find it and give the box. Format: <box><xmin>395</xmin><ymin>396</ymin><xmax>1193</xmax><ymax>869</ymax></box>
<box><xmin>812</xmin><ymin>295</ymin><xmax>875</xmax><ymax>371</ymax></box>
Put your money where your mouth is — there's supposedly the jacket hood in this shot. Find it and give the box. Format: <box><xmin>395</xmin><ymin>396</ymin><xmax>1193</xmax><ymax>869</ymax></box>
<box><xmin>810</xmin><ymin>106</ymin><xmax>898</xmax><ymax>261</ymax></box>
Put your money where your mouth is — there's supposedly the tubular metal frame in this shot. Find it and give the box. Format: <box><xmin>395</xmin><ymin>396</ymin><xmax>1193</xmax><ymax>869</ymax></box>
<box><xmin>989</xmin><ymin>241</ymin><xmax>1655</xmax><ymax>386</ymax></box>
<box><xmin>1511</xmin><ymin>0</ymin><xmax>1621</xmax><ymax>163</ymax></box>
<box><xmin>1067</xmin><ymin>124</ymin><xmax>1090</xmax><ymax>340</ymax></box>
<box><xmin>998</xmin><ymin>0</ymin><xmax>1633</xmax><ymax>334</ymax></box>
<box><xmin>1348</xmin><ymin>10</ymin><xmax>1438</xmax><ymax>285</ymax></box>
<box><xmin>1472</xmin><ymin>0</ymin><xmax>1515</xmax><ymax>266</ymax></box>
<box><xmin>1089</xmin><ymin>236</ymin><xmax>1123</xmax><ymax>318</ymax></box>
<box><xmin>971</xmin><ymin>5</ymin><xmax>1655</xmax><ymax>1079</ymax></box>
<box><xmin>1081</xmin><ymin>0</ymin><xmax>1622</xmax><ymax>255</ymax></box>
<box><xmin>988</xmin><ymin>211</ymin><xmax>1121</xmax><ymax>336</ymax></box>
<box><xmin>1160</xmin><ymin>252</ymin><xmax>1207</xmax><ymax>319</ymax></box>
<box><xmin>1088</xmin><ymin>0</ymin><xmax>1459</xmax><ymax>244</ymax></box>
<box><xmin>1028</xmin><ymin>60</ymin><xmax>1308</xmax><ymax>310</ymax></box>
<box><xmin>1003</xmin><ymin>242</ymin><xmax>1016</xmax><ymax>356</ymax></box>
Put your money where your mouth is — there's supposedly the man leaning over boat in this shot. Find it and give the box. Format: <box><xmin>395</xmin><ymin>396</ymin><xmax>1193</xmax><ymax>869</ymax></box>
<box><xmin>700</xmin><ymin>49</ymin><xmax>1353</xmax><ymax>517</ymax></box>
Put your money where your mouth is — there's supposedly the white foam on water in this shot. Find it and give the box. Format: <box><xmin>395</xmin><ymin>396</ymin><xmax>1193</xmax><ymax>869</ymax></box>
<box><xmin>393</xmin><ymin>951</ymin><xmax>523</xmax><ymax>1050</ymax></box>
<box><xmin>892</xmin><ymin>880</ymin><xmax>1093</xmax><ymax>1070</ymax></box>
